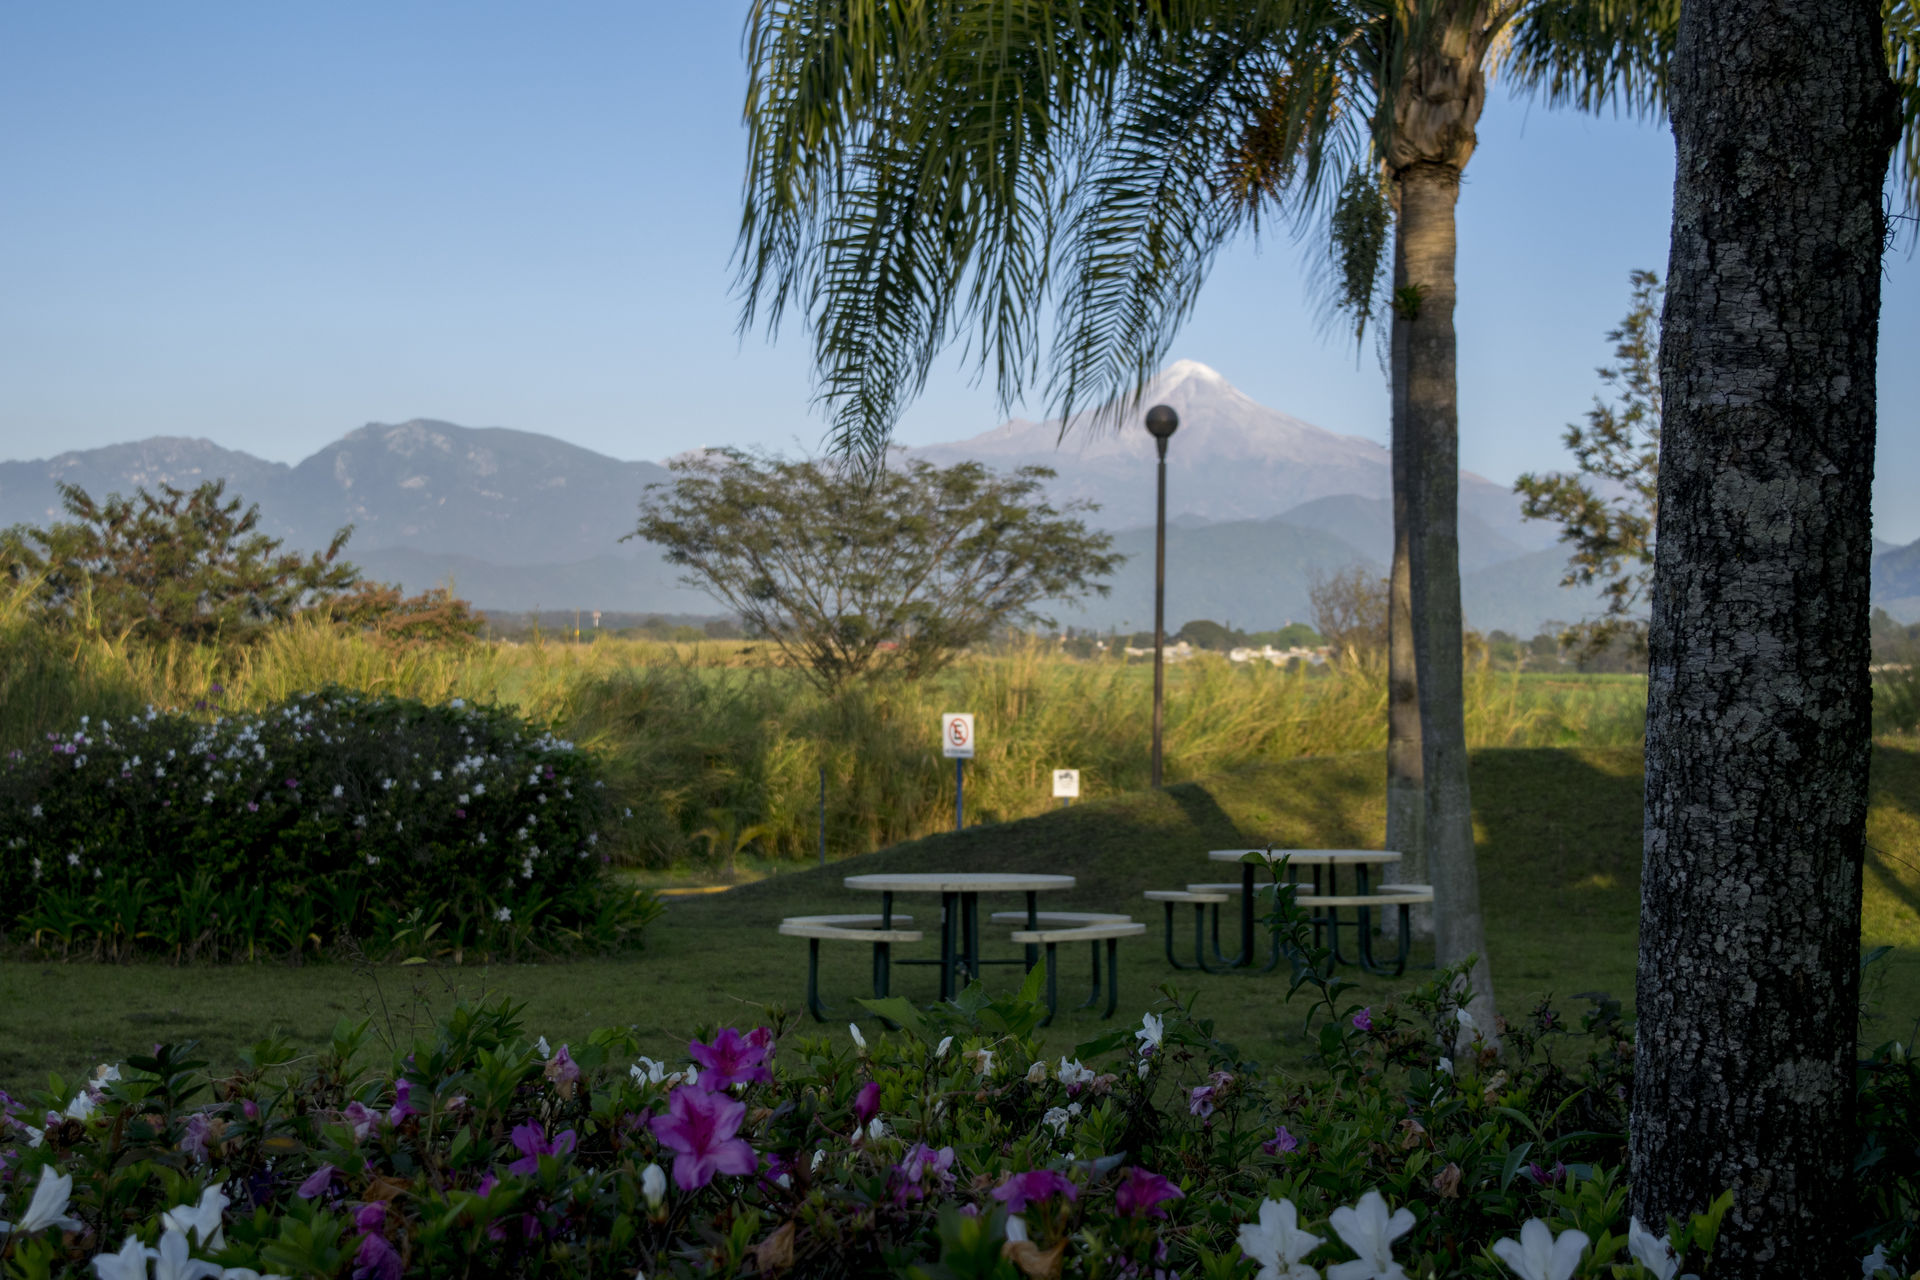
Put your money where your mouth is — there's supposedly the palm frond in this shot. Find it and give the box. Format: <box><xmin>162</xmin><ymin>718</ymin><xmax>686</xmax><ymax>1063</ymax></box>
<box><xmin>1890</xmin><ymin>0</ymin><xmax>1919</xmax><ymax>221</ymax></box>
<box><xmin>1493</xmin><ymin>0</ymin><xmax>1678</xmax><ymax>120</ymax></box>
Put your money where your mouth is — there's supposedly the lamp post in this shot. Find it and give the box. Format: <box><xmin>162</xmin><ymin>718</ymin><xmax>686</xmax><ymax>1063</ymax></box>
<box><xmin>1145</xmin><ymin>404</ymin><xmax>1179</xmax><ymax>787</ymax></box>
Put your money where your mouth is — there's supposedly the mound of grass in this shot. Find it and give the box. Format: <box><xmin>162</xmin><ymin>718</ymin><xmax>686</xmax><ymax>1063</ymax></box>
<box><xmin>5</xmin><ymin>745</ymin><xmax>1913</xmax><ymax>1089</ymax></box>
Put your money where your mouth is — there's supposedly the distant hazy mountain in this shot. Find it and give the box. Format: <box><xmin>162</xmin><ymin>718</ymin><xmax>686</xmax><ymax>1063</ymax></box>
<box><xmin>904</xmin><ymin>359</ymin><xmax>1556</xmax><ymax>550</ymax></box>
<box><xmin>5</xmin><ymin>368</ymin><xmax>1912</xmax><ymax>629</ymax></box>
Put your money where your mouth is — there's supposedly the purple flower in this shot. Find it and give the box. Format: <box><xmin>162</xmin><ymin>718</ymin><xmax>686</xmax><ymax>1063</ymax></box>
<box><xmin>1262</xmin><ymin>1125</ymin><xmax>1299</xmax><ymax>1157</ymax></box>
<box><xmin>475</xmin><ymin>1172</ymin><xmax>498</xmax><ymax>1197</ymax></box>
<box><xmin>892</xmin><ymin>1143</ymin><xmax>957</xmax><ymax>1205</ymax></box>
<box><xmin>353</xmin><ymin>1226</ymin><xmax>402</xmax><ymax>1280</ymax></box>
<box><xmin>387</xmin><ymin>1079</ymin><xmax>419</xmax><ymax>1127</ymax></box>
<box><xmin>991</xmin><ymin>1170</ymin><xmax>1078</xmax><ymax>1214</ymax></box>
<box><xmin>180</xmin><ymin>1112</ymin><xmax>215</xmax><ymax>1162</ymax></box>
<box><xmin>241</xmin><ymin>1099</ymin><xmax>260</xmax><ymax>1122</ymax></box>
<box><xmin>648</xmin><ymin>1085</ymin><xmax>756</xmax><ymax>1192</ymax></box>
<box><xmin>852</xmin><ymin>1080</ymin><xmax>881</xmax><ymax>1128</ymax></box>
<box><xmin>1525</xmin><ymin>1160</ymin><xmax>1568</xmax><ymax>1187</ymax></box>
<box><xmin>688</xmin><ymin>1028</ymin><xmax>773</xmax><ymax>1090</ymax></box>
<box><xmin>1352</xmin><ymin>1008</ymin><xmax>1373</xmax><ymax>1032</ymax></box>
<box><xmin>507</xmin><ymin>1121</ymin><xmax>578</xmax><ymax>1176</ymax></box>
<box><xmin>285</xmin><ymin>778</ymin><xmax>299</xmax><ymax>789</ymax></box>
<box><xmin>543</xmin><ymin>1045</ymin><xmax>581</xmax><ymax>1094</ymax></box>
<box><xmin>297</xmin><ymin>1165</ymin><xmax>338</xmax><ymax>1199</ymax></box>
<box><xmin>1188</xmin><ymin>1085</ymin><xmax>1217</xmax><ymax>1119</ymax></box>
<box><xmin>246</xmin><ymin>802</ymin><xmax>259</xmax><ymax>813</ymax></box>
<box><xmin>343</xmin><ymin>1101</ymin><xmax>377</xmax><ymax>1140</ymax></box>
<box><xmin>1113</xmin><ymin>1166</ymin><xmax>1184</xmax><ymax>1219</ymax></box>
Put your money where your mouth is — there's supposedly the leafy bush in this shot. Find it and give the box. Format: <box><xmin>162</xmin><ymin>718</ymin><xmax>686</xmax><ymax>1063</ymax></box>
<box><xmin>0</xmin><ymin>958</ymin><xmax>1907</xmax><ymax>1278</ymax></box>
<box><xmin>0</xmin><ymin>688</ymin><xmax>659</xmax><ymax>961</ymax></box>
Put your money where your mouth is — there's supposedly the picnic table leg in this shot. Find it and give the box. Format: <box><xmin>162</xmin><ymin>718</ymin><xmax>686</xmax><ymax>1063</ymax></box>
<box><xmin>938</xmin><ymin>892</ymin><xmax>956</xmax><ymax>1001</ymax></box>
<box><xmin>1238</xmin><ymin>863</ymin><xmax>1256</xmax><ymax>967</ymax></box>
<box><xmin>881</xmin><ymin>891</ymin><xmax>894</xmax><ymax>928</ymax></box>
<box><xmin>1024</xmin><ymin>891</ymin><xmax>1039</xmax><ymax>972</ymax></box>
<box><xmin>961</xmin><ymin>892</ymin><xmax>981</xmax><ymax>987</ymax></box>
<box><xmin>1077</xmin><ymin>940</ymin><xmax>1102</xmax><ymax>1009</ymax></box>
<box><xmin>805</xmin><ymin>938</ymin><xmax>827</xmax><ymax>1021</ymax></box>
<box><xmin>1103</xmin><ymin>938</ymin><xmax>1120</xmax><ymax>1018</ymax></box>
<box><xmin>1040</xmin><ymin>941</ymin><xmax>1059</xmax><ymax>1027</ymax></box>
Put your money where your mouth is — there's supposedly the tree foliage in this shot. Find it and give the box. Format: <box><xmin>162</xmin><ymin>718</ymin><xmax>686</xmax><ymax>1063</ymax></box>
<box><xmin>630</xmin><ymin>451</ymin><xmax>1120</xmax><ymax>691</ymax></box>
<box><xmin>1513</xmin><ymin>269</ymin><xmax>1662</xmax><ymax>654</ymax></box>
<box><xmin>0</xmin><ymin>480</ymin><xmax>481</xmax><ymax>648</ymax></box>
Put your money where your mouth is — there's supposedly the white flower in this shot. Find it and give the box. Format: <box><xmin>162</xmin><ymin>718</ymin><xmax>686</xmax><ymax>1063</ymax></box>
<box><xmin>641</xmin><ymin>1162</ymin><xmax>667</xmax><ymax>1210</ymax></box>
<box><xmin>811</xmin><ymin>1149</ymin><xmax>825</xmax><ymax>1171</ymax></box>
<box><xmin>1138</xmin><ymin>1060</ymin><xmax>1150</xmax><ymax>1080</ymax></box>
<box><xmin>90</xmin><ymin>1234</ymin><xmax>159</xmax><ymax>1280</ymax></box>
<box><xmin>221</xmin><ymin>1269</ymin><xmax>291</xmax><ymax>1280</ymax></box>
<box><xmin>536</xmin><ymin>1036</ymin><xmax>552</xmax><ymax>1059</ymax></box>
<box><xmin>431</xmin><ymin>769</ymin><xmax>443</xmax><ymax>781</ymax></box>
<box><xmin>161</xmin><ymin>1183</ymin><xmax>230</xmax><ymax>1252</ymax></box>
<box><xmin>93</xmin><ymin>1063</ymin><xmax>122</xmax><ymax>1085</ymax></box>
<box><xmin>64</xmin><ymin>1091</ymin><xmax>97</xmax><ymax>1121</ymax></box>
<box><xmin>31</xmin><ymin>804</ymin><xmax>42</xmax><ymax>818</ymax></box>
<box><xmin>1456</xmin><ymin>1008</ymin><xmax>1476</xmax><ymax>1030</ymax></box>
<box><xmin>1326</xmin><ymin>1190</ymin><xmax>1415</xmax><ymax>1280</ymax></box>
<box><xmin>0</xmin><ymin>1165</ymin><xmax>84</xmax><ymax>1235</ymax></box>
<box><xmin>203</xmin><ymin>791</ymin><xmax>214</xmax><ymax>804</ymax></box>
<box><xmin>935</xmin><ymin>1036</ymin><xmax>953</xmax><ymax>1060</ymax></box>
<box><xmin>1437</xmin><ymin>1057</ymin><xmax>1454</xmax><ymax>1076</ymax></box>
<box><xmin>1005</xmin><ymin>1215</ymin><xmax>1030</xmax><ymax>1244</ymax></box>
<box><xmin>495</xmin><ymin>907</ymin><xmax>512</xmax><ymax>923</ymax></box>
<box><xmin>1238</xmin><ymin>1197</ymin><xmax>1324</xmax><ymax>1280</ymax></box>
<box><xmin>152</xmin><ymin>1225</ymin><xmax>222</xmax><ymax>1280</ymax></box>
<box><xmin>1056</xmin><ymin>1057</ymin><xmax>1095</xmax><ymax>1086</ymax></box>
<box><xmin>1862</xmin><ymin>1244</ymin><xmax>1892</xmax><ymax>1277</ymax></box>
<box><xmin>1042</xmin><ymin>1106</ymin><xmax>1072</xmax><ymax>1135</ymax></box>
<box><xmin>332</xmin><ymin>785</ymin><xmax>343</xmax><ymax>798</ymax></box>
<box><xmin>849</xmin><ymin>1023</ymin><xmax>867</xmax><ymax>1050</ymax></box>
<box><xmin>1490</xmin><ymin>1219</ymin><xmax>1589</xmax><ymax>1280</ymax></box>
<box><xmin>866</xmin><ymin>1116</ymin><xmax>886</xmax><ymax>1140</ymax></box>
<box><xmin>1025</xmin><ymin>1060</ymin><xmax>1047</xmax><ymax>1084</ymax></box>
<box><xmin>1626</xmin><ymin>1219</ymin><xmax>1696</xmax><ymax>1280</ymax></box>
<box><xmin>1137</xmin><ymin>1012</ymin><xmax>1164</xmax><ymax>1052</ymax></box>
<box><xmin>472</xmin><ymin>783</ymin><xmax>486</xmax><ymax>795</ymax></box>
<box><xmin>972</xmin><ymin>1048</ymin><xmax>995</xmax><ymax>1076</ymax></box>
<box><xmin>364</xmin><ymin>854</ymin><xmax>380</xmax><ymax>867</ymax></box>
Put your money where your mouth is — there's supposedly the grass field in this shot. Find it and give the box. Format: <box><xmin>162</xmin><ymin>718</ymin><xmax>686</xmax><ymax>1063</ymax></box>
<box><xmin>6</xmin><ymin>743</ymin><xmax>1915</xmax><ymax>1091</ymax></box>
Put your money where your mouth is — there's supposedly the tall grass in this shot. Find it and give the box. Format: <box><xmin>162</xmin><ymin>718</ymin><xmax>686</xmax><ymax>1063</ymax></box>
<box><xmin>1</xmin><ymin>599</ymin><xmax>1654</xmax><ymax>868</ymax></box>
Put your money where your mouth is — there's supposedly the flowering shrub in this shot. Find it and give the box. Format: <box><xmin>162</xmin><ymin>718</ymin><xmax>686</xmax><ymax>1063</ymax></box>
<box><xmin>3</xmin><ymin>954</ymin><xmax>1907</xmax><ymax>1279</ymax></box>
<box><xmin>0</xmin><ymin>689</ymin><xmax>660</xmax><ymax>961</ymax></box>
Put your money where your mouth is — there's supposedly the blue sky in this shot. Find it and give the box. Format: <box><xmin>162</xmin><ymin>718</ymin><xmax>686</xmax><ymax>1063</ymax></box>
<box><xmin>2</xmin><ymin>3</ymin><xmax>1915</xmax><ymax>542</ymax></box>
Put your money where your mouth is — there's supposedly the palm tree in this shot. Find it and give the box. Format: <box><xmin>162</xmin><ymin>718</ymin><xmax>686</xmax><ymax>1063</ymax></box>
<box><xmin>735</xmin><ymin>0</ymin><xmax>1673</xmax><ymax>1025</ymax></box>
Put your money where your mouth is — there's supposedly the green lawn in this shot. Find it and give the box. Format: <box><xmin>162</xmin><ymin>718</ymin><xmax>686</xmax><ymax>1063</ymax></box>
<box><xmin>4</xmin><ymin>745</ymin><xmax>1916</xmax><ymax>1089</ymax></box>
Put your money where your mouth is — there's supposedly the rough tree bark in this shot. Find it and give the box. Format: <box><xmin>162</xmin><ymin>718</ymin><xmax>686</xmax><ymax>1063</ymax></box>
<box><xmin>1629</xmin><ymin>0</ymin><xmax>1898</xmax><ymax>1270</ymax></box>
<box><xmin>1388</xmin><ymin>222</ymin><xmax>1427</xmax><ymax>933</ymax></box>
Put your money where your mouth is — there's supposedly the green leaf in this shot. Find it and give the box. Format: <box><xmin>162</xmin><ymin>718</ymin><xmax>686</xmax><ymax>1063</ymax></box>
<box><xmin>1500</xmin><ymin>1141</ymin><xmax>1535</xmax><ymax>1192</ymax></box>
<box><xmin>854</xmin><ymin>997</ymin><xmax>926</xmax><ymax>1040</ymax></box>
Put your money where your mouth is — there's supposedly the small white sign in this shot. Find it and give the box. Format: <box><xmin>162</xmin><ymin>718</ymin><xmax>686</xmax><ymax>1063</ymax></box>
<box><xmin>1052</xmin><ymin>769</ymin><xmax>1080</xmax><ymax>799</ymax></box>
<box><xmin>941</xmin><ymin>712</ymin><xmax>975</xmax><ymax>758</ymax></box>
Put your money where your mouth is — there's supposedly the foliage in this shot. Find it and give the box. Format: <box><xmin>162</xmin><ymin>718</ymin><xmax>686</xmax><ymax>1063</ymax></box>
<box><xmin>1308</xmin><ymin>566</ymin><xmax>1389</xmax><ymax>658</ymax></box>
<box><xmin>0</xmin><ymin>480</ymin><xmax>480</xmax><ymax>650</ymax></box>
<box><xmin>1</xmin><ymin>944</ymin><xmax>1907</xmax><ymax>1278</ymax></box>
<box><xmin>630</xmin><ymin>450</ymin><xmax>1120</xmax><ymax>692</ymax></box>
<box><xmin>1514</xmin><ymin>271</ymin><xmax>1663</xmax><ymax>656</ymax></box>
<box><xmin>0</xmin><ymin>689</ymin><xmax>659</xmax><ymax>962</ymax></box>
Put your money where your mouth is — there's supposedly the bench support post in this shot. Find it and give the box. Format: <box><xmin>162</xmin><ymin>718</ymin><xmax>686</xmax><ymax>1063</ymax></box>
<box><xmin>805</xmin><ymin>938</ymin><xmax>827</xmax><ymax>1022</ymax></box>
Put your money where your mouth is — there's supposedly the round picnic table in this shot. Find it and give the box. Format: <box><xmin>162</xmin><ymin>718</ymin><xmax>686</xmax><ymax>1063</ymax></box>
<box><xmin>844</xmin><ymin>872</ymin><xmax>1076</xmax><ymax>1000</ymax></box>
<box><xmin>1205</xmin><ymin>849</ymin><xmax>1402</xmax><ymax>970</ymax></box>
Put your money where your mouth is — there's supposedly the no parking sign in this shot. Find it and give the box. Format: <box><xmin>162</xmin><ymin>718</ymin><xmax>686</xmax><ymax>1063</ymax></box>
<box><xmin>941</xmin><ymin>713</ymin><xmax>975</xmax><ymax>758</ymax></box>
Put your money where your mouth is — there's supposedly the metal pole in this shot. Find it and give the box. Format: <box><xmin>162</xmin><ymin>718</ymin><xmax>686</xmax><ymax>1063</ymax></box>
<box><xmin>1145</xmin><ymin>405</ymin><xmax>1178</xmax><ymax>789</ymax></box>
<box><xmin>956</xmin><ymin>758</ymin><xmax>965</xmax><ymax>831</ymax></box>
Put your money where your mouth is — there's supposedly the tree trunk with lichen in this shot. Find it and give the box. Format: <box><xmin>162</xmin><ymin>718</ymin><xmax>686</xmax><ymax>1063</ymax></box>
<box><xmin>1628</xmin><ymin>0</ymin><xmax>1897</xmax><ymax>1269</ymax></box>
<box><xmin>1385</xmin><ymin>14</ymin><xmax>1497</xmax><ymax>1032</ymax></box>
<box><xmin>1386</xmin><ymin>441</ymin><xmax>1425</xmax><ymax>932</ymax></box>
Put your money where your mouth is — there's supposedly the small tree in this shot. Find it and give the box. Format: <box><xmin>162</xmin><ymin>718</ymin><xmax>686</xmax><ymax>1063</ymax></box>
<box><xmin>1514</xmin><ymin>270</ymin><xmax>1663</xmax><ymax>654</ymax></box>
<box><xmin>1307</xmin><ymin>566</ymin><xmax>1389</xmax><ymax>658</ymax></box>
<box><xmin>630</xmin><ymin>451</ymin><xmax>1120</xmax><ymax>691</ymax></box>
<box><xmin>0</xmin><ymin>481</ymin><xmax>362</xmax><ymax>644</ymax></box>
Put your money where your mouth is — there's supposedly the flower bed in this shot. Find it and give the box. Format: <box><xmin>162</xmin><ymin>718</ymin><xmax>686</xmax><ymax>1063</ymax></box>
<box><xmin>3</xmin><ymin>958</ymin><xmax>1911</xmax><ymax>1279</ymax></box>
<box><xmin>0</xmin><ymin>689</ymin><xmax>659</xmax><ymax>961</ymax></box>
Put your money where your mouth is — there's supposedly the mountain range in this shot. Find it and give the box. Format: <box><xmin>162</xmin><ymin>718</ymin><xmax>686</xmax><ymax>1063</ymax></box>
<box><xmin>4</xmin><ymin>361</ymin><xmax>1915</xmax><ymax>632</ymax></box>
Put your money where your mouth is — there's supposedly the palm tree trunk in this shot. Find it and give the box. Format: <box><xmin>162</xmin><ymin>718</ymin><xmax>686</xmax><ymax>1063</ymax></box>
<box><xmin>1628</xmin><ymin>0</ymin><xmax>1897</xmax><ymax>1267</ymax></box>
<box><xmin>1387</xmin><ymin>232</ymin><xmax>1426</xmax><ymax>933</ymax></box>
<box><xmin>1394</xmin><ymin>159</ymin><xmax>1495</xmax><ymax>1032</ymax></box>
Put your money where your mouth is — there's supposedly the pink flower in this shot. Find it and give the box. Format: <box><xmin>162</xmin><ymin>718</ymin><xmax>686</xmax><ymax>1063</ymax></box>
<box><xmin>991</xmin><ymin>1170</ymin><xmax>1078</xmax><ymax>1214</ymax></box>
<box><xmin>507</xmin><ymin>1121</ymin><xmax>578</xmax><ymax>1176</ymax></box>
<box><xmin>649</xmin><ymin>1084</ymin><xmax>756</xmax><ymax>1192</ymax></box>
<box><xmin>852</xmin><ymin>1080</ymin><xmax>881</xmax><ymax>1128</ymax></box>
<box><xmin>1352</xmin><ymin>1008</ymin><xmax>1373</xmax><ymax>1031</ymax></box>
<box><xmin>688</xmin><ymin>1028</ymin><xmax>774</xmax><ymax>1090</ymax></box>
<box><xmin>1113</xmin><ymin>1166</ymin><xmax>1183</xmax><ymax>1219</ymax></box>
<box><xmin>1262</xmin><ymin>1125</ymin><xmax>1299</xmax><ymax>1157</ymax></box>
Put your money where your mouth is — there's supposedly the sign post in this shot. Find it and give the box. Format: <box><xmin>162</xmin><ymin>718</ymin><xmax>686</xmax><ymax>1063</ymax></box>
<box><xmin>942</xmin><ymin>713</ymin><xmax>975</xmax><ymax>831</ymax></box>
<box><xmin>1052</xmin><ymin>768</ymin><xmax>1080</xmax><ymax>808</ymax></box>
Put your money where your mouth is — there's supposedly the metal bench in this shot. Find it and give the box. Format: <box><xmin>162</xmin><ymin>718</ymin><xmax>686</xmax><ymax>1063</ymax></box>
<box><xmin>1287</xmin><ymin>887</ymin><xmax>1434</xmax><ymax>976</ymax></box>
<box><xmin>778</xmin><ymin>915</ymin><xmax>921</xmax><ymax>1021</ymax></box>
<box><xmin>1184</xmin><ymin>882</ymin><xmax>1290</xmax><ymax>972</ymax></box>
<box><xmin>1007</xmin><ymin>920</ymin><xmax>1146</xmax><ymax>1024</ymax></box>
<box><xmin>1143</xmin><ymin>890</ymin><xmax>1230</xmax><ymax>971</ymax></box>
